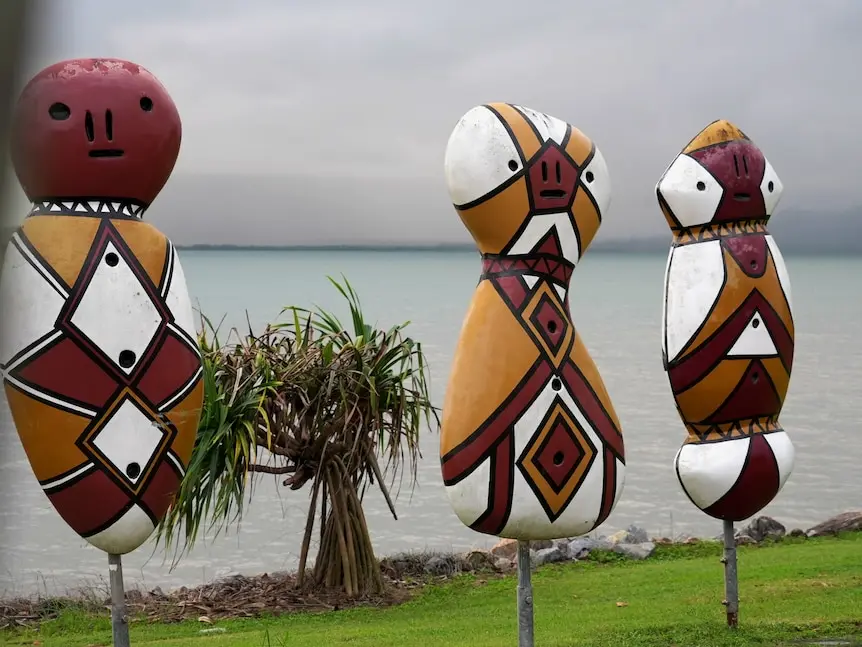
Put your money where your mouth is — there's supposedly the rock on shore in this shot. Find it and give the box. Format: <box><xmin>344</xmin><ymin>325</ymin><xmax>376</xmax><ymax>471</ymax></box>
<box><xmin>402</xmin><ymin>511</ymin><xmax>862</xmax><ymax>578</ymax></box>
<box><xmin>806</xmin><ymin>511</ymin><xmax>862</xmax><ymax>537</ymax></box>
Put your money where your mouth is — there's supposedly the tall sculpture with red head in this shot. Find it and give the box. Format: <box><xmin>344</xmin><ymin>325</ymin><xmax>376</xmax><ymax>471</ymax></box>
<box><xmin>0</xmin><ymin>59</ymin><xmax>202</xmax><ymax>555</ymax></box>
<box><xmin>440</xmin><ymin>104</ymin><xmax>625</xmax><ymax>541</ymax></box>
<box><xmin>656</xmin><ymin>120</ymin><xmax>795</xmax><ymax>523</ymax></box>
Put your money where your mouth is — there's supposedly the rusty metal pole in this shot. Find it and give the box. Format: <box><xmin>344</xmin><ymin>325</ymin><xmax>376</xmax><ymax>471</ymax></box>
<box><xmin>721</xmin><ymin>520</ymin><xmax>739</xmax><ymax>627</ymax></box>
<box><xmin>516</xmin><ymin>540</ymin><xmax>534</xmax><ymax>647</ymax></box>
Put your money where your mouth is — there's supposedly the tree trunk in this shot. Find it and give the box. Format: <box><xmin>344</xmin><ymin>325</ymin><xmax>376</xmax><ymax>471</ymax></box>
<box><xmin>311</xmin><ymin>460</ymin><xmax>384</xmax><ymax>596</ymax></box>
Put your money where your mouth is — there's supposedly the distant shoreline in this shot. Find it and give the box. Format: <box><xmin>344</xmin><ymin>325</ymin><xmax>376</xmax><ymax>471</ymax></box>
<box><xmin>174</xmin><ymin>242</ymin><xmax>862</xmax><ymax>256</ymax></box>
<box><xmin>176</xmin><ymin>243</ymin><xmax>480</xmax><ymax>252</ymax></box>
<box><xmin>173</xmin><ymin>242</ymin><xmax>670</xmax><ymax>253</ymax></box>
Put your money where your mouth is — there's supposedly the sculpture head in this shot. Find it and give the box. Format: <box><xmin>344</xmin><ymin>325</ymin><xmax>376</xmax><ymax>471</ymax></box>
<box><xmin>10</xmin><ymin>58</ymin><xmax>181</xmax><ymax>206</ymax></box>
<box><xmin>656</xmin><ymin>119</ymin><xmax>783</xmax><ymax>231</ymax></box>
<box><xmin>443</xmin><ymin>103</ymin><xmax>610</xmax><ymax>260</ymax></box>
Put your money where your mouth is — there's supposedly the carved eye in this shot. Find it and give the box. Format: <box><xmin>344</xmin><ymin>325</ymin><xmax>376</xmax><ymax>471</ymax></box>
<box><xmin>444</xmin><ymin>106</ymin><xmax>522</xmax><ymax>206</ymax></box>
<box><xmin>580</xmin><ymin>147</ymin><xmax>612</xmax><ymax>218</ymax></box>
<box><xmin>656</xmin><ymin>154</ymin><xmax>723</xmax><ymax>228</ymax></box>
<box><xmin>760</xmin><ymin>159</ymin><xmax>783</xmax><ymax>215</ymax></box>
<box><xmin>140</xmin><ymin>96</ymin><xmax>153</xmax><ymax>111</ymax></box>
<box><xmin>48</xmin><ymin>102</ymin><xmax>71</xmax><ymax>120</ymax></box>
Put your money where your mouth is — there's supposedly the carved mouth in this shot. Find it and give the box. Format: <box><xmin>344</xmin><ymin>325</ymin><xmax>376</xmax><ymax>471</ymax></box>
<box><xmin>733</xmin><ymin>192</ymin><xmax>751</xmax><ymax>202</ymax></box>
<box><xmin>540</xmin><ymin>189</ymin><xmax>567</xmax><ymax>199</ymax></box>
<box><xmin>89</xmin><ymin>149</ymin><xmax>124</xmax><ymax>158</ymax></box>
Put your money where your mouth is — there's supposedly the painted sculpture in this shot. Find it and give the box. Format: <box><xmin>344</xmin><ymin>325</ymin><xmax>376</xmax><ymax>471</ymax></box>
<box><xmin>0</xmin><ymin>59</ymin><xmax>203</xmax><ymax>555</ymax></box>
<box><xmin>657</xmin><ymin>120</ymin><xmax>795</xmax><ymax>521</ymax></box>
<box><xmin>440</xmin><ymin>104</ymin><xmax>625</xmax><ymax>540</ymax></box>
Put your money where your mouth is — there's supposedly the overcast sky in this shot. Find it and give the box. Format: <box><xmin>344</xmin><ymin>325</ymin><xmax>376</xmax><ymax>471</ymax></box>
<box><xmin>4</xmin><ymin>0</ymin><xmax>861</xmax><ymax>245</ymax></box>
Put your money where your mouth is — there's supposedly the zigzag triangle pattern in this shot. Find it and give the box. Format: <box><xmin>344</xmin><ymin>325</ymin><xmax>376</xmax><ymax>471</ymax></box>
<box><xmin>683</xmin><ymin>415</ymin><xmax>781</xmax><ymax>444</ymax></box>
<box><xmin>28</xmin><ymin>200</ymin><xmax>147</xmax><ymax>220</ymax></box>
<box><xmin>673</xmin><ymin>219</ymin><xmax>768</xmax><ymax>247</ymax></box>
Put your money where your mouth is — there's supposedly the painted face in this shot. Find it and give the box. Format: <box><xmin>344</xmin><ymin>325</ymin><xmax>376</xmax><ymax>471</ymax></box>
<box><xmin>657</xmin><ymin>119</ymin><xmax>796</xmax><ymax>522</ymax></box>
<box><xmin>440</xmin><ymin>105</ymin><xmax>625</xmax><ymax>541</ymax></box>
<box><xmin>656</xmin><ymin>120</ymin><xmax>783</xmax><ymax>230</ymax></box>
<box><xmin>443</xmin><ymin>103</ymin><xmax>611</xmax><ymax>259</ymax></box>
<box><xmin>10</xmin><ymin>58</ymin><xmax>181</xmax><ymax>205</ymax></box>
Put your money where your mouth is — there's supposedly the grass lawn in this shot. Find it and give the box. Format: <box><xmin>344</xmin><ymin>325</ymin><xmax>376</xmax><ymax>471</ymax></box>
<box><xmin>2</xmin><ymin>533</ymin><xmax>861</xmax><ymax>647</ymax></box>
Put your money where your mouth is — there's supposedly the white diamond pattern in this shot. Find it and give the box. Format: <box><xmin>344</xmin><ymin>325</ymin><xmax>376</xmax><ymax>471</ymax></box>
<box><xmin>90</xmin><ymin>398</ymin><xmax>167</xmax><ymax>486</ymax></box>
<box><xmin>69</xmin><ymin>241</ymin><xmax>164</xmax><ymax>374</ymax></box>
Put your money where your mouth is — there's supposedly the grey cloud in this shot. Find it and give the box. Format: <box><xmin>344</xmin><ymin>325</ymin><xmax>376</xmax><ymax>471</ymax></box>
<box><xmin>6</xmin><ymin>0</ymin><xmax>862</xmax><ymax>244</ymax></box>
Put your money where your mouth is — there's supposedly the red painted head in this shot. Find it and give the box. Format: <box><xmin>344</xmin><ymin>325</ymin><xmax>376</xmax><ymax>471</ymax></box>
<box><xmin>10</xmin><ymin>58</ymin><xmax>181</xmax><ymax>206</ymax></box>
<box><xmin>656</xmin><ymin>120</ymin><xmax>784</xmax><ymax>230</ymax></box>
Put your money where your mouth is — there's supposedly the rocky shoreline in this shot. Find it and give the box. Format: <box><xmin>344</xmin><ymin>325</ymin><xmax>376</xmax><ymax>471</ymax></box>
<box><xmin>1</xmin><ymin>511</ymin><xmax>860</xmax><ymax>629</ymax></box>
<box><xmin>406</xmin><ymin>510</ymin><xmax>862</xmax><ymax>577</ymax></box>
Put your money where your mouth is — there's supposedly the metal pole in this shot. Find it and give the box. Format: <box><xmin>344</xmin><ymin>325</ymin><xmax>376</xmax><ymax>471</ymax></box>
<box><xmin>721</xmin><ymin>520</ymin><xmax>739</xmax><ymax>628</ymax></box>
<box><xmin>517</xmin><ymin>540</ymin><xmax>534</xmax><ymax>647</ymax></box>
<box><xmin>108</xmin><ymin>553</ymin><xmax>131</xmax><ymax>647</ymax></box>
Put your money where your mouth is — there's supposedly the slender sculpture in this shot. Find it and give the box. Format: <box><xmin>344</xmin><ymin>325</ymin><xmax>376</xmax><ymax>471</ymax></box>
<box><xmin>656</xmin><ymin>119</ymin><xmax>795</xmax><ymax>626</ymax></box>
<box><xmin>0</xmin><ymin>58</ymin><xmax>203</xmax><ymax>644</ymax></box>
<box><xmin>441</xmin><ymin>103</ymin><xmax>625</xmax><ymax>645</ymax></box>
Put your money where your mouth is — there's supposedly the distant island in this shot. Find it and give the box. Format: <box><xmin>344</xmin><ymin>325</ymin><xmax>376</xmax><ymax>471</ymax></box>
<box><xmin>176</xmin><ymin>231</ymin><xmax>861</xmax><ymax>256</ymax></box>
<box><xmin>175</xmin><ymin>242</ymin><xmax>479</xmax><ymax>252</ymax></box>
<box><xmin>173</xmin><ymin>240</ymin><xmax>675</xmax><ymax>253</ymax></box>
<box><xmin>173</xmin><ymin>205</ymin><xmax>861</xmax><ymax>256</ymax></box>
<box><xmin>2</xmin><ymin>203</ymin><xmax>857</xmax><ymax>256</ymax></box>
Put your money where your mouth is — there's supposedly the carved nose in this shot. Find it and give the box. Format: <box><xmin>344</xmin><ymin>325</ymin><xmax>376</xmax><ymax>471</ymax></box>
<box><xmin>528</xmin><ymin>145</ymin><xmax>577</xmax><ymax>210</ymax></box>
<box><xmin>85</xmin><ymin>110</ymin><xmax>94</xmax><ymax>142</ymax></box>
<box><xmin>83</xmin><ymin>109</ymin><xmax>114</xmax><ymax>144</ymax></box>
<box><xmin>84</xmin><ymin>107</ymin><xmax>125</xmax><ymax>157</ymax></box>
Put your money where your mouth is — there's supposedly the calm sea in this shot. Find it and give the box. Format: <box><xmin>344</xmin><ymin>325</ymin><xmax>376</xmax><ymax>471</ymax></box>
<box><xmin>1</xmin><ymin>249</ymin><xmax>860</xmax><ymax>596</ymax></box>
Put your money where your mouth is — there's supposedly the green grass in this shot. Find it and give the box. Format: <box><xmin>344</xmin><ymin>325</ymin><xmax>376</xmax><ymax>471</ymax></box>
<box><xmin>3</xmin><ymin>533</ymin><xmax>861</xmax><ymax>647</ymax></box>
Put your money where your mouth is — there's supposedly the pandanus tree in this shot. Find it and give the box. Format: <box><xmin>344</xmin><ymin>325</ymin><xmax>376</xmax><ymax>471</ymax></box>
<box><xmin>156</xmin><ymin>277</ymin><xmax>438</xmax><ymax>596</ymax></box>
